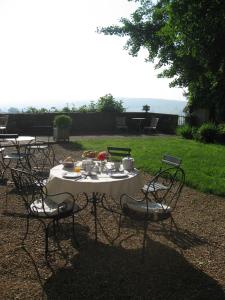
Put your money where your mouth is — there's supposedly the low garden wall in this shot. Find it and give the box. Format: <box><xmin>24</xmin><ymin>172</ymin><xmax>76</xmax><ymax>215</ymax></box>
<box><xmin>2</xmin><ymin>112</ymin><xmax>178</xmax><ymax>135</ymax></box>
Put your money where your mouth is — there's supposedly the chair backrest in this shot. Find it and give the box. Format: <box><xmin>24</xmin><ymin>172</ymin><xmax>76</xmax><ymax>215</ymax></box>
<box><xmin>0</xmin><ymin>116</ymin><xmax>8</xmax><ymax>127</ymax></box>
<box><xmin>25</xmin><ymin>141</ymin><xmax>57</xmax><ymax>178</ymax></box>
<box><xmin>116</xmin><ymin>117</ymin><xmax>127</xmax><ymax>127</ymax></box>
<box><xmin>149</xmin><ymin>117</ymin><xmax>159</xmax><ymax>129</ymax></box>
<box><xmin>145</xmin><ymin>166</ymin><xmax>185</xmax><ymax>212</ymax></box>
<box><xmin>107</xmin><ymin>146</ymin><xmax>131</xmax><ymax>158</ymax></box>
<box><xmin>11</xmin><ymin>167</ymin><xmax>44</xmax><ymax>201</ymax></box>
<box><xmin>162</xmin><ymin>154</ymin><xmax>182</xmax><ymax>167</ymax></box>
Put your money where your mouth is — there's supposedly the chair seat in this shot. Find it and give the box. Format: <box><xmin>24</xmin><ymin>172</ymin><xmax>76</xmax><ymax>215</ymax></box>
<box><xmin>142</xmin><ymin>182</ymin><xmax>169</xmax><ymax>193</ymax></box>
<box><xmin>3</xmin><ymin>153</ymin><xmax>26</xmax><ymax>160</ymax></box>
<box><xmin>30</xmin><ymin>198</ymin><xmax>79</xmax><ymax>217</ymax></box>
<box><xmin>29</xmin><ymin>145</ymin><xmax>48</xmax><ymax>150</ymax></box>
<box><xmin>122</xmin><ymin>198</ymin><xmax>171</xmax><ymax>221</ymax></box>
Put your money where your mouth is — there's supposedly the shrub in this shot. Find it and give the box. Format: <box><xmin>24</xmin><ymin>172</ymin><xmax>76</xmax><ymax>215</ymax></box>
<box><xmin>176</xmin><ymin>125</ymin><xmax>193</xmax><ymax>139</ymax></box>
<box><xmin>197</xmin><ymin>123</ymin><xmax>218</xmax><ymax>143</ymax></box>
<box><xmin>217</xmin><ymin>123</ymin><xmax>225</xmax><ymax>144</ymax></box>
<box><xmin>53</xmin><ymin>114</ymin><xmax>72</xmax><ymax>129</ymax></box>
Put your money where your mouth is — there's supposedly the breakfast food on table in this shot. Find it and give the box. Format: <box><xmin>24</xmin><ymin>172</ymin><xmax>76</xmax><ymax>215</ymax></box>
<box><xmin>64</xmin><ymin>156</ymin><xmax>74</xmax><ymax>162</ymax></box>
<box><xmin>97</xmin><ymin>151</ymin><xmax>107</xmax><ymax>161</ymax></box>
<box><xmin>62</xmin><ymin>156</ymin><xmax>75</xmax><ymax>167</ymax></box>
<box><xmin>82</xmin><ymin>150</ymin><xmax>98</xmax><ymax>158</ymax></box>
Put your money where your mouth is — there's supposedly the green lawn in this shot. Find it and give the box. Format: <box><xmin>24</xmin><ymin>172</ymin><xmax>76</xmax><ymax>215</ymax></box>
<box><xmin>73</xmin><ymin>136</ymin><xmax>225</xmax><ymax>196</ymax></box>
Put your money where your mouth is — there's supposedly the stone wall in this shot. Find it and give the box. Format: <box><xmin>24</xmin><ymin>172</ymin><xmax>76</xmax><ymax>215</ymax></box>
<box><xmin>2</xmin><ymin>112</ymin><xmax>178</xmax><ymax>135</ymax></box>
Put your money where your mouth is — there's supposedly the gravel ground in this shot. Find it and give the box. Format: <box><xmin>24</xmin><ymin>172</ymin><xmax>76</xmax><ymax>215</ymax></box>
<box><xmin>0</xmin><ymin>143</ymin><xmax>225</xmax><ymax>299</ymax></box>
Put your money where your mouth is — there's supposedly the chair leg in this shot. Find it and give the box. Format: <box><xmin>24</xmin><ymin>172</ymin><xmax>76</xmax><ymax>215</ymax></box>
<box><xmin>22</xmin><ymin>215</ymin><xmax>30</xmax><ymax>243</ymax></box>
<box><xmin>141</xmin><ymin>220</ymin><xmax>148</xmax><ymax>262</ymax></box>
<box><xmin>118</xmin><ymin>214</ymin><xmax>122</xmax><ymax>235</ymax></box>
<box><xmin>72</xmin><ymin>214</ymin><xmax>80</xmax><ymax>247</ymax></box>
<box><xmin>53</xmin><ymin>220</ymin><xmax>56</xmax><ymax>237</ymax></box>
<box><xmin>45</xmin><ymin>225</ymin><xmax>49</xmax><ymax>260</ymax></box>
<box><xmin>92</xmin><ymin>197</ymin><xmax>98</xmax><ymax>242</ymax></box>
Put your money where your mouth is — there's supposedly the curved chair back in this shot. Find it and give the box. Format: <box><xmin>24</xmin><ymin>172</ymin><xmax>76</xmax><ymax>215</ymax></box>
<box><xmin>107</xmin><ymin>146</ymin><xmax>131</xmax><ymax>158</ymax></box>
<box><xmin>0</xmin><ymin>116</ymin><xmax>8</xmax><ymax>133</ymax></box>
<box><xmin>144</xmin><ymin>166</ymin><xmax>185</xmax><ymax>212</ymax></box>
<box><xmin>115</xmin><ymin>117</ymin><xmax>128</xmax><ymax>131</ymax></box>
<box><xmin>25</xmin><ymin>141</ymin><xmax>57</xmax><ymax>178</ymax></box>
<box><xmin>162</xmin><ymin>154</ymin><xmax>182</xmax><ymax>167</ymax></box>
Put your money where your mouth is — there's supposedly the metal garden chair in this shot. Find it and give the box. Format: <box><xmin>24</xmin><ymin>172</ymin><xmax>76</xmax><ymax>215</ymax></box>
<box><xmin>0</xmin><ymin>115</ymin><xmax>8</xmax><ymax>134</ymax></box>
<box><xmin>115</xmin><ymin>117</ymin><xmax>128</xmax><ymax>132</ymax></box>
<box><xmin>143</xmin><ymin>117</ymin><xmax>159</xmax><ymax>134</ymax></box>
<box><xmin>11</xmin><ymin>168</ymin><xmax>83</xmax><ymax>260</ymax></box>
<box><xmin>120</xmin><ymin>165</ymin><xmax>185</xmax><ymax>261</ymax></box>
<box><xmin>107</xmin><ymin>146</ymin><xmax>131</xmax><ymax>159</ymax></box>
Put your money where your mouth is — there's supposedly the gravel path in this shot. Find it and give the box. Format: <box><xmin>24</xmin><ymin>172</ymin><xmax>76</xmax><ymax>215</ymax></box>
<box><xmin>0</xmin><ymin>143</ymin><xmax>224</xmax><ymax>299</ymax></box>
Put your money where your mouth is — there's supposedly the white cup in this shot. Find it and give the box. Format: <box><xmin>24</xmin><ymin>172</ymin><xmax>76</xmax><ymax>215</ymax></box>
<box><xmin>86</xmin><ymin>163</ymin><xmax>93</xmax><ymax>173</ymax></box>
<box><xmin>114</xmin><ymin>161</ymin><xmax>121</xmax><ymax>172</ymax></box>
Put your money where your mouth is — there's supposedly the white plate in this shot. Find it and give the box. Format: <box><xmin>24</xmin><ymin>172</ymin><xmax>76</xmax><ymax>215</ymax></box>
<box><xmin>111</xmin><ymin>173</ymin><xmax>129</xmax><ymax>179</ymax></box>
<box><xmin>63</xmin><ymin>173</ymin><xmax>81</xmax><ymax>179</ymax></box>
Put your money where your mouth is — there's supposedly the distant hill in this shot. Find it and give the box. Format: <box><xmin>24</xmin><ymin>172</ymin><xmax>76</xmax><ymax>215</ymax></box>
<box><xmin>120</xmin><ymin>97</ymin><xmax>187</xmax><ymax>115</ymax></box>
<box><xmin>0</xmin><ymin>97</ymin><xmax>187</xmax><ymax>115</ymax></box>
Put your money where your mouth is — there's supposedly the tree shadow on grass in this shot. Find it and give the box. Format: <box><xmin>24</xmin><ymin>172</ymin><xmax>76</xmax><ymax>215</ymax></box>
<box><xmin>44</xmin><ymin>237</ymin><xmax>225</xmax><ymax>300</ymax></box>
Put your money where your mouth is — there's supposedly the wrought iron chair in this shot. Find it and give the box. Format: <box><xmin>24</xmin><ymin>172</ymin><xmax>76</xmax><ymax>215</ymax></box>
<box><xmin>115</xmin><ymin>117</ymin><xmax>128</xmax><ymax>132</ymax></box>
<box><xmin>0</xmin><ymin>135</ymin><xmax>30</xmax><ymax>181</ymax></box>
<box><xmin>120</xmin><ymin>166</ymin><xmax>185</xmax><ymax>260</ymax></box>
<box><xmin>25</xmin><ymin>140</ymin><xmax>57</xmax><ymax>181</ymax></box>
<box><xmin>143</xmin><ymin>117</ymin><xmax>159</xmax><ymax>134</ymax></box>
<box><xmin>0</xmin><ymin>162</ymin><xmax>8</xmax><ymax>208</ymax></box>
<box><xmin>161</xmin><ymin>154</ymin><xmax>182</xmax><ymax>168</ymax></box>
<box><xmin>142</xmin><ymin>154</ymin><xmax>182</xmax><ymax>196</ymax></box>
<box><xmin>11</xmin><ymin>168</ymin><xmax>82</xmax><ymax>259</ymax></box>
<box><xmin>0</xmin><ymin>115</ymin><xmax>8</xmax><ymax>134</ymax></box>
<box><xmin>107</xmin><ymin>146</ymin><xmax>131</xmax><ymax>159</ymax></box>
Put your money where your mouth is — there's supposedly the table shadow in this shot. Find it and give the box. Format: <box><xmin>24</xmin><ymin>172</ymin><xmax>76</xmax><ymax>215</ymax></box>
<box><xmin>44</xmin><ymin>237</ymin><xmax>225</xmax><ymax>299</ymax></box>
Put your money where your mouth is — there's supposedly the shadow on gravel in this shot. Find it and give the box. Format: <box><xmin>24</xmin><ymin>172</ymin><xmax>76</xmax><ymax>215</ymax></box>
<box><xmin>44</xmin><ymin>236</ymin><xmax>225</xmax><ymax>300</ymax></box>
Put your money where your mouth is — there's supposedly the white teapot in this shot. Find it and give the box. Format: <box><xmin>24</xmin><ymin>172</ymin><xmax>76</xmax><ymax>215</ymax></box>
<box><xmin>122</xmin><ymin>157</ymin><xmax>134</xmax><ymax>171</ymax></box>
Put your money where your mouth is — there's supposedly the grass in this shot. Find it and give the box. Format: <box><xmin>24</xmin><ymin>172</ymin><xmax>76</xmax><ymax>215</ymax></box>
<box><xmin>73</xmin><ymin>136</ymin><xmax>225</xmax><ymax>196</ymax></box>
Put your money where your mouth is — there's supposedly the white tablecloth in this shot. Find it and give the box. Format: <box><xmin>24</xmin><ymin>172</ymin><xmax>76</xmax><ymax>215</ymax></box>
<box><xmin>6</xmin><ymin>136</ymin><xmax>35</xmax><ymax>144</ymax></box>
<box><xmin>47</xmin><ymin>163</ymin><xmax>142</xmax><ymax>203</ymax></box>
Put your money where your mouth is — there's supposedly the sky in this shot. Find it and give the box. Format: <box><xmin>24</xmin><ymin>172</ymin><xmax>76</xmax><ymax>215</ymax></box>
<box><xmin>0</xmin><ymin>0</ymin><xmax>186</xmax><ymax>110</ymax></box>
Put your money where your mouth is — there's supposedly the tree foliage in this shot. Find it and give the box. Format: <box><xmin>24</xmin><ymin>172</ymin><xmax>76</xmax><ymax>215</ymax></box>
<box><xmin>142</xmin><ymin>104</ymin><xmax>150</xmax><ymax>113</ymax></box>
<box><xmin>99</xmin><ymin>0</ymin><xmax>225</xmax><ymax>122</ymax></box>
<box><xmin>96</xmin><ymin>94</ymin><xmax>125</xmax><ymax>113</ymax></box>
<box><xmin>20</xmin><ymin>94</ymin><xmax>125</xmax><ymax>113</ymax></box>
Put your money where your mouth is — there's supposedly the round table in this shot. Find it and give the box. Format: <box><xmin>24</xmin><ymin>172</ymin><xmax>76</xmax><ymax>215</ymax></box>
<box><xmin>5</xmin><ymin>136</ymin><xmax>35</xmax><ymax>145</ymax></box>
<box><xmin>47</xmin><ymin>162</ymin><xmax>141</xmax><ymax>201</ymax></box>
<box><xmin>47</xmin><ymin>162</ymin><xmax>142</xmax><ymax>240</ymax></box>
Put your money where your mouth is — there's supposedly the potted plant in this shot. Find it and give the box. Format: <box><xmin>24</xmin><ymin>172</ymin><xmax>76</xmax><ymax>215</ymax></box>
<box><xmin>53</xmin><ymin>114</ymin><xmax>72</xmax><ymax>142</ymax></box>
<box><xmin>142</xmin><ymin>104</ymin><xmax>150</xmax><ymax>113</ymax></box>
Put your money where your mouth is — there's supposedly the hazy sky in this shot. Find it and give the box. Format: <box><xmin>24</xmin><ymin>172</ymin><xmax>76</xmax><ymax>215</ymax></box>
<box><xmin>0</xmin><ymin>0</ymin><xmax>186</xmax><ymax>110</ymax></box>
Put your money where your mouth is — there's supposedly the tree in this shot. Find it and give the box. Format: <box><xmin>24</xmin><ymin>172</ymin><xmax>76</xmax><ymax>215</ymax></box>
<box><xmin>50</xmin><ymin>107</ymin><xmax>58</xmax><ymax>112</ymax></box>
<box><xmin>99</xmin><ymin>0</ymin><xmax>225</xmax><ymax>122</ymax></box>
<box><xmin>25</xmin><ymin>106</ymin><xmax>39</xmax><ymax>113</ymax></box>
<box><xmin>142</xmin><ymin>104</ymin><xmax>150</xmax><ymax>113</ymax></box>
<box><xmin>39</xmin><ymin>108</ymin><xmax>49</xmax><ymax>113</ymax></box>
<box><xmin>96</xmin><ymin>94</ymin><xmax>125</xmax><ymax>113</ymax></box>
<box><xmin>8</xmin><ymin>107</ymin><xmax>20</xmax><ymax>113</ymax></box>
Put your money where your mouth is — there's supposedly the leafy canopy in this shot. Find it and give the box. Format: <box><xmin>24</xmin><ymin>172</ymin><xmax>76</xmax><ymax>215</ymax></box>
<box><xmin>99</xmin><ymin>0</ymin><xmax>225</xmax><ymax>121</ymax></box>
